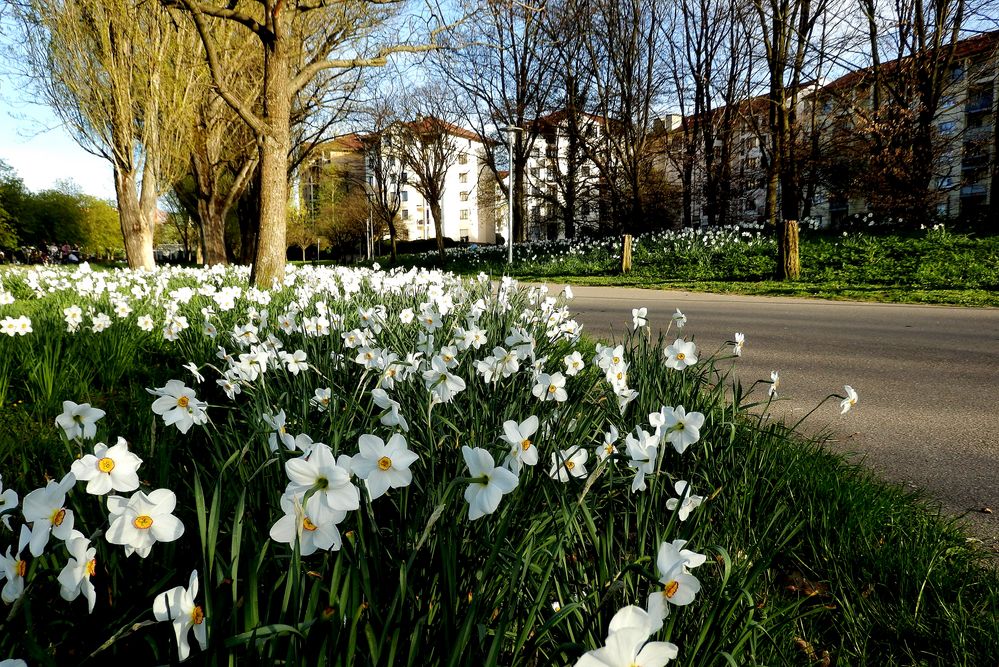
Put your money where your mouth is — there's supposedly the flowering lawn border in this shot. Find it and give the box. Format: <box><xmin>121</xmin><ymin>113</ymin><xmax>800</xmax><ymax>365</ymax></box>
<box><xmin>0</xmin><ymin>264</ymin><xmax>996</xmax><ymax>665</ymax></box>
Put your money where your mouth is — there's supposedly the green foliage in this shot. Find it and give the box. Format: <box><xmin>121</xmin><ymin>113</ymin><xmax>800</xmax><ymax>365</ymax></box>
<box><xmin>0</xmin><ymin>161</ymin><xmax>122</xmax><ymax>254</ymax></box>
<box><xmin>0</xmin><ymin>266</ymin><xmax>996</xmax><ymax>665</ymax></box>
<box><xmin>384</xmin><ymin>226</ymin><xmax>999</xmax><ymax>306</ymax></box>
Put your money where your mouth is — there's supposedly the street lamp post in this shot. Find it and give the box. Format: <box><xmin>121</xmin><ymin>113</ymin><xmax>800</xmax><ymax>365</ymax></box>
<box><xmin>366</xmin><ymin>193</ymin><xmax>373</xmax><ymax>261</ymax></box>
<box><xmin>502</xmin><ymin>126</ymin><xmax>522</xmax><ymax>265</ymax></box>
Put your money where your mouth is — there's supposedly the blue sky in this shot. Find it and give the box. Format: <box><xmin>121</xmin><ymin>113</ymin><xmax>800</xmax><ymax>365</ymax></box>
<box><xmin>0</xmin><ymin>43</ymin><xmax>116</xmax><ymax>201</ymax></box>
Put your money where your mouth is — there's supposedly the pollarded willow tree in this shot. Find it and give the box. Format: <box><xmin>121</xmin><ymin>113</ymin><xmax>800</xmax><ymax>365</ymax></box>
<box><xmin>15</xmin><ymin>0</ymin><xmax>199</xmax><ymax>269</ymax></box>
<box><xmin>170</xmin><ymin>0</ymin><xmax>445</xmax><ymax>286</ymax></box>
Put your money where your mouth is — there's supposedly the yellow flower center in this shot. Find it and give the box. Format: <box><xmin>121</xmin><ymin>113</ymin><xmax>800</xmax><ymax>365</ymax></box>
<box><xmin>664</xmin><ymin>580</ymin><xmax>679</xmax><ymax>599</ymax></box>
<box><xmin>548</xmin><ymin>385</ymin><xmax>557</xmax><ymax>393</ymax></box>
<box><xmin>191</xmin><ymin>605</ymin><xmax>205</xmax><ymax>625</ymax></box>
<box><xmin>15</xmin><ymin>560</ymin><xmax>26</xmax><ymax>578</ymax></box>
<box><xmin>51</xmin><ymin>508</ymin><xmax>67</xmax><ymax>526</ymax></box>
<box><xmin>612</xmin><ymin>356</ymin><xmax>620</xmax><ymax>364</ymax></box>
<box><xmin>566</xmin><ymin>460</ymin><xmax>575</xmax><ymax>470</ymax></box>
<box><xmin>98</xmin><ymin>457</ymin><xmax>116</xmax><ymax>473</ymax></box>
<box><xmin>521</xmin><ymin>439</ymin><xmax>532</xmax><ymax>451</ymax></box>
<box><xmin>303</xmin><ymin>517</ymin><xmax>318</xmax><ymax>531</ymax></box>
<box><xmin>133</xmin><ymin>515</ymin><xmax>154</xmax><ymax>529</ymax></box>
<box><xmin>377</xmin><ymin>456</ymin><xmax>393</xmax><ymax>471</ymax></box>
<box><xmin>676</xmin><ymin>352</ymin><xmax>685</xmax><ymax>360</ymax></box>
<box><xmin>87</xmin><ymin>558</ymin><xmax>97</xmax><ymax>577</ymax></box>
<box><xmin>177</xmin><ymin>396</ymin><xmax>190</xmax><ymax>408</ymax></box>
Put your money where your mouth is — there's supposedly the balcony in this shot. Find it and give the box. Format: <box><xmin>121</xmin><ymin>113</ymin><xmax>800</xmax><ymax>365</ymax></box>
<box><xmin>961</xmin><ymin>153</ymin><xmax>990</xmax><ymax>170</ymax></box>
<box><xmin>965</xmin><ymin>94</ymin><xmax>994</xmax><ymax>114</ymax></box>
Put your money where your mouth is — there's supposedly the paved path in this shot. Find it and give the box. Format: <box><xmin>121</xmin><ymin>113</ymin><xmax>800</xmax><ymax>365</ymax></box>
<box><xmin>563</xmin><ymin>285</ymin><xmax>999</xmax><ymax>547</ymax></box>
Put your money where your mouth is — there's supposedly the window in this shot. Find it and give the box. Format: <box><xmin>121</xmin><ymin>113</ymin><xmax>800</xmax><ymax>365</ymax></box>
<box><xmin>460</xmin><ymin>209</ymin><xmax>470</xmax><ymax>220</ymax></box>
<box><xmin>460</xmin><ymin>191</ymin><xmax>469</xmax><ymax>201</ymax></box>
<box><xmin>581</xmin><ymin>165</ymin><xmax>591</xmax><ymax>177</ymax></box>
<box><xmin>822</xmin><ymin>100</ymin><xmax>833</xmax><ymax>113</ymax></box>
<box><xmin>939</xmin><ymin>176</ymin><xmax>955</xmax><ymax>189</ymax></box>
<box><xmin>939</xmin><ymin>121</ymin><xmax>957</xmax><ymax>135</ymax></box>
<box><xmin>459</xmin><ymin>172</ymin><xmax>468</xmax><ymax>183</ymax></box>
<box><xmin>402</xmin><ymin>209</ymin><xmax>410</xmax><ymax>220</ymax></box>
<box><xmin>400</xmin><ymin>172</ymin><xmax>408</xmax><ymax>184</ymax></box>
<box><xmin>951</xmin><ymin>65</ymin><xmax>965</xmax><ymax>82</ymax></box>
<box><xmin>401</xmin><ymin>190</ymin><xmax>408</xmax><ymax>202</ymax></box>
<box><xmin>458</xmin><ymin>152</ymin><xmax>468</xmax><ymax>164</ymax></box>
<box><xmin>531</xmin><ymin>167</ymin><xmax>540</xmax><ymax>178</ymax></box>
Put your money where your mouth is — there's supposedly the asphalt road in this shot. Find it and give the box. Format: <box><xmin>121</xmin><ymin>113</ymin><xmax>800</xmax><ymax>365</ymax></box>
<box><xmin>563</xmin><ymin>285</ymin><xmax>999</xmax><ymax>547</ymax></box>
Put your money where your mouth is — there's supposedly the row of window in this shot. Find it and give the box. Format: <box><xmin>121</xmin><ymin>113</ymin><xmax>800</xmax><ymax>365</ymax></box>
<box><xmin>401</xmin><ymin>209</ymin><xmax>472</xmax><ymax>220</ymax></box>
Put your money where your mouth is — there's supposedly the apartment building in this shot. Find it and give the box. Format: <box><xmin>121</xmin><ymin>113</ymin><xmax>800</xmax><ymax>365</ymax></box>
<box><xmin>300</xmin><ymin>120</ymin><xmax>498</xmax><ymax>245</ymax></box>
<box><xmin>522</xmin><ymin>110</ymin><xmax>606</xmax><ymax>240</ymax></box>
<box><xmin>655</xmin><ymin>31</ymin><xmax>998</xmax><ymax>229</ymax></box>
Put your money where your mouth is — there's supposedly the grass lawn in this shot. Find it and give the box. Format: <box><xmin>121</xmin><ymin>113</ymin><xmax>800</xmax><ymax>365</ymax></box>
<box><xmin>370</xmin><ymin>226</ymin><xmax>999</xmax><ymax>307</ymax></box>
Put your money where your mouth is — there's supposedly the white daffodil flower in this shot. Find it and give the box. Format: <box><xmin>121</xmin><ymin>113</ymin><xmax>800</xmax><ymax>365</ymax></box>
<box><xmin>563</xmin><ymin>351</ymin><xmax>585</xmax><ymax>377</ymax></box>
<box><xmin>70</xmin><ymin>437</ymin><xmax>142</xmax><ymax>495</ymax></box>
<box><xmin>646</xmin><ymin>539</ymin><xmax>705</xmax><ymax>629</ymax></box>
<box><xmin>352</xmin><ymin>434</ymin><xmax>419</xmax><ymax>500</ymax></box>
<box><xmin>153</xmin><ymin>570</ymin><xmax>208</xmax><ymax>662</ymax></box>
<box><xmin>840</xmin><ymin>385</ymin><xmax>858</xmax><ymax>414</ymax></box>
<box><xmin>665</xmin><ymin>480</ymin><xmax>704</xmax><ymax>521</ymax></box>
<box><xmin>625</xmin><ymin>429</ymin><xmax>659</xmax><ymax>493</ymax></box>
<box><xmin>671</xmin><ymin>308</ymin><xmax>687</xmax><ymax>329</ymax></box>
<box><xmin>57</xmin><ymin>530</ymin><xmax>97</xmax><ymax>613</ymax></box>
<box><xmin>462</xmin><ymin>446</ymin><xmax>518</xmax><ymax>521</ymax></box>
<box><xmin>733</xmin><ymin>332</ymin><xmax>745</xmax><ymax>356</ymax></box>
<box><xmin>182</xmin><ymin>362</ymin><xmax>205</xmax><ymax>384</ymax></box>
<box><xmin>284</xmin><ymin>443</ymin><xmax>359</xmax><ymax>513</ymax></box>
<box><xmin>22</xmin><ymin>472</ymin><xmax>76</xmax><ymax>557</ymax></box>
<box><xmin>0</xmin><ymin>474</ymin><xmax>18</xmax><ymax>529</ymax></box>
<box><xmin>501</xmin><ymin>415</ymin><xmax>540</xmax><ymax>474</ymax></box>
<box><xmin>422</xmin><ymin>356</ymin><xmax>466</xmax><ymax>404</ymax></box>
<box><xmin>55</xmin><ymin>401</ymin><xmax>106</xmax><ymax>440</ymax></box>
<box><xmin>281</xmin><ymin>349</ymin><xmax>309</xmax><ymax>375</ymax></box>
<box><xmin>533</xmin><ymin>372</ymin><xmax>568</xmax><ymax>403</ymax></box>
<box><xmin>596</xmin><ymin>425</ymin><xmax>619</xmax><ymax>462</ymax></box>
<box><xmin>269</xmin><ymin>493</ymin><xmax>345</xmax><ymax>556</ymax></box>
<box><xmin>149</xmin><ymin>380</ymin><xmax>208</xmax><ymax>434</ymax></box>
<box><xmin>549</xmin><ymin>447</ymin><xmax>588</xmax><ymax>482</ymax></box>
<box><xmin>105</xmin><ymin>489</ymin><xmax>185</xmax><ymax>558</ymax></box>
<box><xmin>262</xmin><ymin>410</ymin><xmax>296</xmax><ymax>451</ymax></box>
<box><xmin>310</xmin><ymin>387</ymin><xmax>333</xmax><ymax>412</ymax></box>
<box><xmin>663</xmin><ymin>338</ymin><xmax>697</xmax><ymax>370</ymax></box>
<box><xmin>769</xmin><ymin>370</ymin><xmax>780</xmax><ymax>397</ymax></box>
<box><xmin>657</xmin><ymin>406</ymin><xmax>705</xmax><ymax>454</ymax></box>
<box><xmin>631</xmin><ymin>307</ymin><xmax>648</xmax><ymax>330</ymax></box>
<box><xmin>1</xmin><ymin>526</ymin><xmax>31</xmax><ymax>603</ymax></box>
<box><xmin>371</xmin><ymin>388</ymin><xmax>409</xmax><ymax>432</ymax></box>
<box><xmin>574</xmin><ymin>604</ymin><xmax>678</xmax><ymax>667</ymax></box>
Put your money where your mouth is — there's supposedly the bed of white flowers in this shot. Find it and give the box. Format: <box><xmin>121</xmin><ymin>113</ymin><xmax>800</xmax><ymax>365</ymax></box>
<box><xmin>0</xmin><ymin>262</ymin><xmax>856</xmax><ymax>666</ymax></box>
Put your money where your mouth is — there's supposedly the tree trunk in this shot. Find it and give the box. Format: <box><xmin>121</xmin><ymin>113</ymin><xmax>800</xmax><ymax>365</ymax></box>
<box><xmin>114</xmin><ymin>165</ymin><xmax>155</xmax><ymax>270</ymax></box>
<box><xmin>779</xmin><ymin>218</ymin><xmax>800</xmax><ymax>279</ymax></box>
<box><xmin>388</xmin><ymin>224</ymin><xmax>398</xmax><ymax>263</ymax></box>
<box><xmin>251</xmin><ymin>39</ymin><xmax>291</xmax><ymax>287</ymax></box>
<box><xmin>430</xmin><ymin>199</ymin><xmax>445</xmax><ymax>264</ymax></box>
